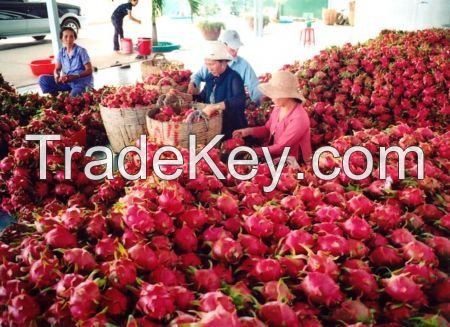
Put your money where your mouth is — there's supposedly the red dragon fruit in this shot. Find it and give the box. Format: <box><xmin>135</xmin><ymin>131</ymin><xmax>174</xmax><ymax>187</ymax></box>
<box><xmin>61</xmin><ymin>206</ymin><xmax>85</xmax><ymax>230</ymax></box>
<box><xmin>331</xmin><ymin>299</ymin><xmax>373</xmax><ymax>324</ymax></box>
<box><xmin>382</xmin><ymin>274</ymin><xmax>427</xmax><ymax>307</ymax></box>
<box><xmin>29</xmin><ymin>257</ymin><xmax>60</xmax><ymax>288</ymax></box>
<box><xmin>342</xmin><ymin>215</ymin><xmax>373</xmax><ymax>240</ymax></box>
<box><xmin>306</xmin><ymin>250</ymin><xmax>340</xmax><ymax>280</ymax></box>
<box><xmin>128</xmin><ymin>243</ymin><xmax>158</xmax><ymax>271</ymax></box>
<box><xmin>369</xmin><ymin>246</ymin><xmax>404</xmax><ymax>267</ymax></box>
<box><xmin>398</xmin><ymin>187</ymin><xmax>426</xmax><ymax>207</ymax></box>
<box><xmin>191</xmin><ymin>268</ymin><xmax>221</xmax><ymax>292</ymax></box>
<box><xmin>301</xmin><ymin>272</ymin><xmax>344</xmax><ymax>306</ymax></box>
<box><xmin>94</xmin><ymin>237</ymin><xmax>118</xmax><ymax>261</ymax></box>
<box><xmin>402</xmin><ymin>240</ymin><xmax>439</xmax><ymax>266</ymax></box>
<box><xmin>402</xmin><ymin>264</ymin><xmax>438</xmax><ymax>285</ymax></box>
<box><xmin>251</xmin><ymin>259</ymin><xmax>283</xmax><ymax>282</ymax></box>
<box><xmin>343</xmin><ymin>268</ymin><xmax>379</xmax><ymax>300</ymax></box>
<box><xmin>63</xmin><ymin>248</ymin><xmax>97</xmax><ymax>272</ymax></box>
<box><xmin>211</xmin><ymin>237</ymin><xmax>243</xmax><ymax>263</ymax></box>
<box><xmin>390</xmin><ymin>228</ymin><xmax>416</xmax><ymax>246</ymax></box>
<box><xmin>316</xmin><ymin>234</ymin><xmax>349</xmax><ymax>256</ymax></box>
<box><xmin>180</xmin><ymin>208</ymin><xmax>208</xmax><ymax>230</ymax></box>
<box><xmin>257</xmin><ymin>280</ymin><xmax>294</xmax><ymax>303</ymax></box>
<box><xmin>174</xmin><ymin>225</ymin><xmax>198</xmax><ymax>252</ymax></box>
<box><xmin>426</xmin><ymin>236</ymin><xmax>450</xmax><ymax>257</ymax></box>
<box><xmin>198</xmin><ymin>304</ymin><xmax>241</xmax><ymax>327</ymax></box>
<box><xmin>108</xmin><ymin>258</ymin><xmax>137</xmax><ymax>289</ymax></box>
<box><xmin>279</xmin><ymin>230</ymin><xmax>315</xmax><ymax>255</ymax></box>
<box><xmin>8</xmin><ymin>293</ymin><xmax>40</xmax><ymax>325</ymax></box>
<box><xmin>347</xmin><ymin>194</ymin><xmax>374</xmax><ymax>216</ymax></box>
<box><xmin>244</xmin><ymin>213</ymin><xmax>274</xmax><ymax>238</ymax></box>
<box><xmin>238</xmin><ymin>234</ymin><xmax>268</xmax><ymax>256</ymax></box>
<box><xmin>314</xmin><ymin>205</ymin><xmax>344</xmax><ymax>223</ymax></box>
<box><xmin>54</xmin><ymin>273</ymin><xmax>84</xmax><ymax>298</ymax></box>
<box><xmin>136</xmin><ymin>283</ymin><xmax>175</xmax><ymax>320</ymax></box>
<box><xmin>168</xmin><ymin>286</ymin><xmax>195</xmax><ymax>311</ymax></box>
<box><xmin>44</xmin><ymin>225</ymin><xmax>77</xmax><ymax>248</ymax></box>
<box><xmin>124</xmin><ymin>204</ymin><xmax>154</xmax><ymax>233</ymax></box>
<box><xmin>69</xmin><ymin>279</ymin><xmax>100</xmax><ymax>320</ymax></box>
<box><xmin>216</xmin><ymin>194</ymin><xmax>239</xmax><ymax>216</ymax></box>
<box><xmin>258</xmin><ymin>301</ymin><xmax>299</xmax><ymax>327</ymax></box>
<box><xmin>158</xmin><ymin>188</ymin><xmax>184</xmax><ymax>215</ymax></box>
<box><xmin>199</xmin><ymin>291</ymin><xmax>236</xmax><ymax>313</ymax></box>
<box><xmin>101</xmin><ymin>287</ymin><xmax>128</xmax><ymax>316</ymax></box>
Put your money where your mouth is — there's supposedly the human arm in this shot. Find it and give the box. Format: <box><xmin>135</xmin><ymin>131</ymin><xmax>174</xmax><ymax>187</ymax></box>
<box><xmin>188</xmin><ymin>66</ymin><xmax>208</xmax><ymax>95</ymax></box>
<box><xmin>54</xmin><ymin>61</ymin><xmax>62</xmax><ymax>83</ymax></box>
<box><xmin>61</xmin><ymin>63</ymin><xmax>93</xmax><ymax>83</ymax></box>
<box><xmin>128</xmin><ymin>10</ymin><xmax>141</xmax><ymax>24</ymax></box>
<box><xmin>60</xmin><ymin>48</ymin><xmax>93</xmax><ymax>83</ymax></box>
<box><xmin>254</xmin><ymin>114</ymin><xmax>309</xmax><ymax>158</ymax></box>
<box><xmin>242</xmin><ymin>64</ymin><xmax>263</xmax><ymax>104</ymax></box>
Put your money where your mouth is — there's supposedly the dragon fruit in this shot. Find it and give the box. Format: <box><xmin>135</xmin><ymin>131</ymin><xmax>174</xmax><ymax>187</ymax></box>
<box><xmin>301</xmin><ymin>272</ymin><xmax>344</xmax><ymax>306</ymax></box>
<box><xmin>136</xmin><ymin>283</ymin><xmax>175</xmax><ymax>320</ymax></box>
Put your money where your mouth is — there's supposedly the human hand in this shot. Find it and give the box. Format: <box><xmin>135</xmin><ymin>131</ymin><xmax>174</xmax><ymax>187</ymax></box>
<box><xmin>167</xmin><ymin>88</ymin><xmax>180</xmax><ymax>96</ymax></box>
<box><xmin>202</xmin><ymin>104</ymin><xmax>219</xmax><ymax>117</ymax></box>
<box><xmin>232</xmin><ymin>128</ymin><xmax>251</xmax><ymax>139</ymax></box>
<box><xmin>187</xmin><ymin>83</ymin><xmax>198</xmax><ymax>95</ymax></box>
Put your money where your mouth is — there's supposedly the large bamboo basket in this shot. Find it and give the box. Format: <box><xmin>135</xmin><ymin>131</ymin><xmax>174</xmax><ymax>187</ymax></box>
<box><xmin>146</xmin><ymin>104</ymin><xmax>223</xmax><ymax>148</ymax></box>
<box><xmin>141</xmin><ymin>53</ymin><xmax>184</xmax><ymax>80</ymax></box>
<box><xmin>100</xmin><ymin>104</ymin><xmax>150</xmax><ymax>153</ymax></box>
<box><xmin>322</xmin><ymin>8</ymin><xmax>337</xmax><ymax>25</ymax></box>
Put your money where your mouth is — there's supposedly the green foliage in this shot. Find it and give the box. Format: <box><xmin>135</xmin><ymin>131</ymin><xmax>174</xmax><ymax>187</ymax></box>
<box><xmin>197</xmin><ymin>20</ymin><xmax>226</xmax><ymax>31</ymax></box>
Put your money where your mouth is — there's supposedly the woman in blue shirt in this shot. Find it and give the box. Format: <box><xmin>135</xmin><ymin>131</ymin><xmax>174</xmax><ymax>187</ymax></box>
<box><xmin>38</xmin><ymin>27</ymin><xmax>93</xmax><ymax>97</ymax></box>
<box><xmin>171</xmin><ymin>41</ymin><xmax>247</xmax><ymax>139</ymax></box>
<box><xmin>189</xmin><ymin>30</ymin><xmax>263</xmax><ymax>105</ymax></box>
<box><xmin>111</xmin><ymin>0</ymin><xmax>141</xmax><ymax>53</ymax></box>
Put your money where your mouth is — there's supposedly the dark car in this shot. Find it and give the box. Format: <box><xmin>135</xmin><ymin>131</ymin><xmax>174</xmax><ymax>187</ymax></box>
<box><xmin>0</xmin><ymin>0</ymin><xmax>84</xmax><ymax>40</ymax></box>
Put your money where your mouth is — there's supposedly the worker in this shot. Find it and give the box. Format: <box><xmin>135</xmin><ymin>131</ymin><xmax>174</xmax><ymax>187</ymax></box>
<box><xmin>38</xmin><ymin>27</ymin><xmax>93</xmax><ymax>97</ymax></box>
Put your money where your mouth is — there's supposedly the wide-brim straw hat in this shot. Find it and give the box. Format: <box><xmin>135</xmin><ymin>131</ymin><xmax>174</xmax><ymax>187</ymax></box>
<box><xmin>204</xmin><ymin>41</ymin><xmax>233</xmax><ymax>61</ymax></box>
<box><xmin>258</xmin><ymin>70</ymin><xmax>306</xmax><ymax>102</ymax></box>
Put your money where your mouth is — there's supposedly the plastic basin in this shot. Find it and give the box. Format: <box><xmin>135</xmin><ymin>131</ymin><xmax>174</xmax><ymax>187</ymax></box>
<box><xmin>29</xmin><ymin>59</ymin><xmax>55</xmax><ymax>76</ymax></box>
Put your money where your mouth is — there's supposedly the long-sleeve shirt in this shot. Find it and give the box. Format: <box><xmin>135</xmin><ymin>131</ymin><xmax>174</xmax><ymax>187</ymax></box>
<box><xmin>195</xmin><ymin>66</ymin><xmax>247</xmax><ymax>139</ymax></box>
<box><xmin>191</xmin><ymin>56</ymin><xmax>262</xmax><ymax>104</ymax></box>
<box><xmin>249</xmin><ymin>104</ymin><xmax>312</xmax><ymax>163</ymax></box>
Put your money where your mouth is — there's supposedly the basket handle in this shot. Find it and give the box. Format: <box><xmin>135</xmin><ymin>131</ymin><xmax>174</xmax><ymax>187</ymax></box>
<box><xmin>186</xmin><ymin>107</ymin><xmax>210</xmax><ymax>135</ymax></box>
<box><xmin>151</xmin><ymin>53</ymin><xmax>168</xmax><ymax>64</ymax></box>
<box><xmin>156</xmin><ymin>77</ymin><xmax>177</xmax><ymax>88</ymax></box>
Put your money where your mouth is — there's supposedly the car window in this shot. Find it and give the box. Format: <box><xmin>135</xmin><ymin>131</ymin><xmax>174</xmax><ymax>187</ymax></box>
<box><xmin>0</xmin><ymin>11</ymin><xmax>24</xmax><ymax>19</ymax></box>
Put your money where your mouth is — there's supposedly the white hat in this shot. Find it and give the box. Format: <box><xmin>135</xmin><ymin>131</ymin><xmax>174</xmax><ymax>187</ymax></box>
<box><xmin>258</xmin><ymin>71</ymin><xmax>306</xmax><ymax>102</ymax></box>
<box><xmin>220</xmin><ymin>30</ymin><xmax>243</xmax><ymax>50</ymax></box>
<box><xmin>204</xmin><ymin>41</ymin><xmax>233</xmax><ymax>61</ymax></box>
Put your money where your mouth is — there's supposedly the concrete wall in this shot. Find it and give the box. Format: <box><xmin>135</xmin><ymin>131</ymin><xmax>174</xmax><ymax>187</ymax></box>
<box><xmin>354</xmin><ymin>0</ymin><xmax>450</xmax><ymax>40</ymax></box>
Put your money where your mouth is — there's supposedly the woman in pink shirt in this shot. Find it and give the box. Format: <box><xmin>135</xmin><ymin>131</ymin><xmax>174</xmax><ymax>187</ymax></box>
<box><xmin>233</xmin><ymin>71</ymin><xmax>312</xmax><ymax>164</ymax></box>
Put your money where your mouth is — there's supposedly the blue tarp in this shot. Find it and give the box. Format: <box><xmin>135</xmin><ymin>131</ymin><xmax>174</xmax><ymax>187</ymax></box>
<box><xmin>0</xmin><ymin>210</ymin><xmax>14</xmax><ymax>231</ymax></box>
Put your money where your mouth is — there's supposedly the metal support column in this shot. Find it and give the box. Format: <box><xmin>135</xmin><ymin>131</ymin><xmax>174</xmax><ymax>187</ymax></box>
<box><xmin>254</xmin><ymin>0</ymin><xmax>264</xmax><ymax>37</ymax></box>
<box><xmin>46</xmin><ymin>0</ymin><xmax>61</xmax><ymax>57</ymax></box>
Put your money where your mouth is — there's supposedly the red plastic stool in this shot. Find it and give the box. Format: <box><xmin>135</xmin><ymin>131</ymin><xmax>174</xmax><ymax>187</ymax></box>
<box><xmin>300</xmin><ymin>27</ymin><xmax>315</xmax><ymax>47</ymax></box>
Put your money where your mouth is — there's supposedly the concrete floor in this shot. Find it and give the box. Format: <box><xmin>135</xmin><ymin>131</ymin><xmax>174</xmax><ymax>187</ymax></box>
<box><xmin>0</xmin><ymin>16</ymin><xmax>365</xmax><ymax>93</ymax></box>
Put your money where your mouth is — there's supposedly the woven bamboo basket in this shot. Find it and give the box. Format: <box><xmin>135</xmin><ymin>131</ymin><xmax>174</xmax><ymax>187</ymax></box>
<box><xmin>141</xmin><ymin>53</ymin><xmax>184</xmax><ymax>80</ymax></box>
<box><xmin>100</xmin><ymin>104</ymin><xmax>150</xmax><ymax>153</ymax></box>
<box><xmin>146</xmin><ymin>103</ymin><xmax>223</xmax><ymax>148</ymax></box>
<box><xmin>144</xmin><ymin>77</ymin><xmax>187</xmax><ymax>94</ymax></box>
<box><xmin>322</xmin><ymin>8</ymin><xmax>337</xmax><ymax>25</ymax></box>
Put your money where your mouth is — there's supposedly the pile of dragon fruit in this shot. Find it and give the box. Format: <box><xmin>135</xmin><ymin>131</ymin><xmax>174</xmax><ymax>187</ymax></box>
<box><xmin>0</xmin><ymin>29</ymin><xmax>449</xmax><ymax>326</ymax></box>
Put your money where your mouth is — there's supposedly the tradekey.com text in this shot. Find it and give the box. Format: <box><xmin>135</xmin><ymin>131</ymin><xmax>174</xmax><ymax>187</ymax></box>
<box><xmin>26</xmin><ymin>134</ymin><xmax>425</xmax><ymax>193</ymax></box>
